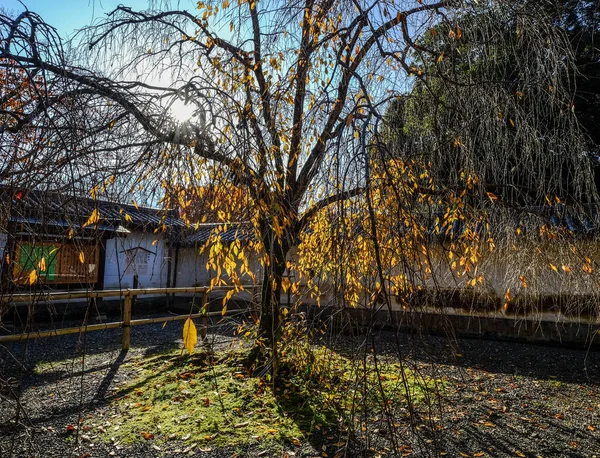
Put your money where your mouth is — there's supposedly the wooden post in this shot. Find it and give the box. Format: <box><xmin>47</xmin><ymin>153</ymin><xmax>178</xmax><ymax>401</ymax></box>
<box><xmin>122</xmin><ymin>291</ymin><xmax>132</xmax><ymax>350</ymax></box>
<box><xmin>132</xmin><ymin>274</ymin><xmax>139</xmax><ymax>309</ymax></box>
<box><xmin>200</xmin><ymin>290</ymin><xmax>208</xmax><ymax>341</ymax></box>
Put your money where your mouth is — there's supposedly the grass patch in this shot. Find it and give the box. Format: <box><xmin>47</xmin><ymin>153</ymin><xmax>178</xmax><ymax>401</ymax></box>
<box><xmin>90</xmin><ymin>345</ymin><xmax>442</xmax><ymax>452</ymax></box>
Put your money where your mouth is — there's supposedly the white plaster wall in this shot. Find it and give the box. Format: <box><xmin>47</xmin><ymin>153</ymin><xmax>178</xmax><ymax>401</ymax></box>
<box><xmin>103</xmin><ymin>232</ymin><xmax>169</xmax><ymax>290</ymax></box>
<box><xmin>419</xmin><ymin>242</ymin><xmax>600</xmax><ymax>298</ymax></box>
<box><xmin>175</xmin><ymin>246</ymin><xmax>263</xmax><ymax>288</ymax></box>
<box><xmin>175</xmin><ymin>247</ymin><xmax>211</xmax><ymax>287</ymax></box>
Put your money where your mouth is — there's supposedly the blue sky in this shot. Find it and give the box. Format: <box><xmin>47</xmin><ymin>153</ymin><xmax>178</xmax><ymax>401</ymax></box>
<box><xmin>2</xmin><ymin>0</ymin><xmax>152</xmax><ymax>38</ymax></box>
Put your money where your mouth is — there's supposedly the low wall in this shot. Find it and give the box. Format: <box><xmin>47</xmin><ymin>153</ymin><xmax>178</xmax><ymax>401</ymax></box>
<box><xmin>324</xmin><ymin>306</ymin><xmax>600</xmax><ymax>348</ymax></box>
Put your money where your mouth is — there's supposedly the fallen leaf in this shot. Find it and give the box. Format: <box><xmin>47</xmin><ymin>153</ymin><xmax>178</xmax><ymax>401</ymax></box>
<box><xmin>141</xmin><ymin>432</ymin><xmax>154</xmax><ymax>440</ymax></box>
<box><xmin>183</xmin><ymin>443</ymin><xmax>197</xmax><ymax>453</ymax></box>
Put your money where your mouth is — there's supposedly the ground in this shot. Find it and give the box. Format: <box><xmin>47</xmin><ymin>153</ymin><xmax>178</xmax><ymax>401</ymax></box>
<box><xmin>1</xmin><ymin>314</ymin><xmax>600</xmax><ymax>457</ymax></box>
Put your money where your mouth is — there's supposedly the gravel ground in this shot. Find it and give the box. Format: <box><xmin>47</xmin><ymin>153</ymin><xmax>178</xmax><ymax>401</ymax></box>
<box><xmin>1</xmin><ymin>315</ymin><xmax>600</xmax><ymax>458</ymax></box>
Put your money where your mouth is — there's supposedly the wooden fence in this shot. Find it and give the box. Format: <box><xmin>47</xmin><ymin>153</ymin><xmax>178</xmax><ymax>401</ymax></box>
<box><xmin>0</xmin><ymin>286</ymin><xmax>257</xmax><ymax>349</ymax></box>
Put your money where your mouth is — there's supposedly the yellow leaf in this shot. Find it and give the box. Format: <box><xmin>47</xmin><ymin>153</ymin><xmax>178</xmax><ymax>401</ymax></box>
<box><xmin>561</xmin><ymin>265</ymin><xmax>571</xmax><ymax>273</ymax></box>
<box><xmin>549</xmin><ymin>263</ymin><xmax>558</xmax><ymax>272</ymax></box>
<box><xmin>183</xmin><ymin>318</ymin><xmax>197</xmax><ymax>354</ymax></box>
<box><xmin>38</xmin><ymin>257</ymin><xmax>46</xmax><ymax>272</ymax></box>
<box><xmin>79</xmin><ymin>252</ymin><xmax>85</xmax><ymax>264</ymax></box>
<box><xmin>516</xmin><ymin>452</ymin><xmax>525</xmax><ymax>458</ymax></box>
<box><xmin>83</xmin><ymin>208</ymin><xmax>100</xmax><ymax>228</ymax></box>
<box><xmin>124</xmin><ymin>213</ymin><xmax>133</xmax><ymax>223</ymax></box>
<box><xmin>29</xmin><ymin>269</ymin><xmax>37</xmax><ymax>285</ymax></box>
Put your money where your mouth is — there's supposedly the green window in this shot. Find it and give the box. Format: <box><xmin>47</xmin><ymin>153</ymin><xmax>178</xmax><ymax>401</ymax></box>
<box><xmin>20</xmin><ymin>244</ymin><xmax>57</xmax><ymax>280</ymax></box>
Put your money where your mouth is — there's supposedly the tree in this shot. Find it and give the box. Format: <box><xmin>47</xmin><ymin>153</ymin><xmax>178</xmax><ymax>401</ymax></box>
<box><xmin>384</xmin><ymin>0</ymin><xmax>598</xmax><ymax>207</ymax></box>
<box><xmin>3</xmin><ymin>0</ymin><xmax>597</xmax><ymax>371</ymax></box>
<box><xmin>2</xmin><ymin>1</ymin><xmax>455</xmax><ymax>368</ymax></box>
<box><xmin>558</xmin><ymin>0</ymin><xmax>600</xmax><ymax>151</ymax></box>
<box><xmin>0</xmin><ymin>11</ymin><xmax>158</xmax><ymax>201</ymax></box>
<box><xmin>370</xmin><ymin>0</ymin><xmax>600</xmax><ymax>321</ymax></box>
<box><xmin>164</xmin><ymin>180</ymin><xmax>254</xmax><ymax>225</ymax></box>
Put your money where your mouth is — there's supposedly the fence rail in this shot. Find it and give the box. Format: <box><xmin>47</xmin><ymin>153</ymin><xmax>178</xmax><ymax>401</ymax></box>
<box><xmin>0</xmin><ymin>285</ymin><xmax>258</xmax><ymax>348</ymax></box>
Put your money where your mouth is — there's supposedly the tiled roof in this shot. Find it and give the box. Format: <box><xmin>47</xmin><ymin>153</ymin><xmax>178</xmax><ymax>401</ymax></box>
<box><xmin>179</xmin><ymin>223</ymin><xmax>255</xmax><ymax>246</ymax></box>
<box><xmin>428</xmin><ymin>205</ymin><xmax>600</xmax><ymax>239</ymax></box>
<box><xmin>1</xmin><ymin>186</ymin><xmax>184</xmax><ymax>231</ymax></box>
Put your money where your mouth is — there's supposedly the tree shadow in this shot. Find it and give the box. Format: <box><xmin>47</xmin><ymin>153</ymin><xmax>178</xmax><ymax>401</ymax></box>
<box><xmin>319</xmin><ymin>310</ymin><xmax>600</xmax><ymax>385</ymax></box>
<box><xmin>270</xmin><ymin>368</ymin><xmax>357</xmax><ymax>457</ymax></box>
<box><xmin>313</xmin><ymin>312</ymin><xmax>600</xmax><ymax>456</ymax></box>
<box><xmin>94</xmin><ymin>349</ymin><xmax>127</xmax><ymax>401</ymax></box>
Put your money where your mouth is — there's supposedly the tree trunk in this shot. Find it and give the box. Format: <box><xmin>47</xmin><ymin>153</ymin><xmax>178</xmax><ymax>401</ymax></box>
<box><xmin>246</xmin><ymin>220</ymin><xmax>289</xmax><ymax>372</ymax></box>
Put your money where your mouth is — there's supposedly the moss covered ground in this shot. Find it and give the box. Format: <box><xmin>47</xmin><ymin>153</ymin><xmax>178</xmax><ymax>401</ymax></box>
<box><xmin>86</xmin><ymin>344</ymin><xmax>440</xmax><ymax>454</ymax></box>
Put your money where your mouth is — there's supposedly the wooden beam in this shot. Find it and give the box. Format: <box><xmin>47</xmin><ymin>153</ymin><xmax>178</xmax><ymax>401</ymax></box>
<box><xmin>0</xmin><ymin>309</ymin><xmax>249</xmax><ymax>344</ymax></box>
<box><xmin>0</xmin><ymin>285</ymin><xmax>256</xmax><ymax>345</ymax></box>
<box><xmin>1</xmin><ymin>285</ymin><xmax>256</xmax><ymax>303</ymax></box>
